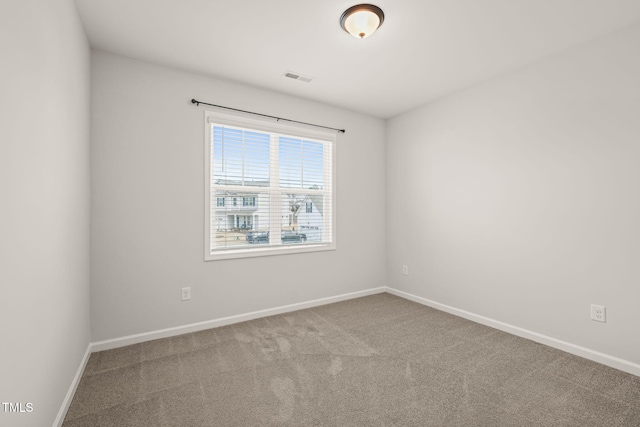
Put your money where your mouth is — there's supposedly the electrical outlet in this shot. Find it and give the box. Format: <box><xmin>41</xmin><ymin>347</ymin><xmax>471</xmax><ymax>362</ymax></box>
<box><xmin>402</xmin><ymin>265</ymin><xmax>409</xmax><ymax>275</ymax></box>
<box><xmin>590</xmin><ymin>304</ymin><xmax>605</xmax><ymax>323</ymax></box>
<box><xmin>181</xmin><ymin>287</ymin><xmax>191</xmax><ymax>301</ymax></box>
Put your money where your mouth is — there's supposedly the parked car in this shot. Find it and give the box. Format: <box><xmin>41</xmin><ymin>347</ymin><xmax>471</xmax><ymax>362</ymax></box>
<box><xmin>246</xmin><ymin>231</ymin><xmax>269</xmax><ymax>244</ymax></box>
<box><xmin>281</xmin><ymin>231</ymin><xmax>307</xmax><ymax>243</ymax></box>
<box><xmin>246</xmin><ymin>230</ymin><xmax>308</xmax><ymax>244</ymax></box>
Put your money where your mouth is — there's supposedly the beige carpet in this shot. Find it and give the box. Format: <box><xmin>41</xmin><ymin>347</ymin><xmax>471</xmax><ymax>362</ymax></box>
<box><xmin>63</xmin><ymin>293</ymin><xmax>640</xmax><ymax>426</ymax></box>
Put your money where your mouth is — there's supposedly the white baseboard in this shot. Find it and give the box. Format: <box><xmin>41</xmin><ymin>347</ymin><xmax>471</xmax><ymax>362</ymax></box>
<box><xmin>52</xmin><ymin>343</ymin><xmax>92</xmax><ymax>427</ymax></box>
<box><xmin>385</xmin><ymin>286</ymin><xmax>640</xmax><ymax>377</ymax></box>
<box><xmin>91</xmin><ymin>287</ymin><xmax>387</xmax><ymax>352</ymax></box>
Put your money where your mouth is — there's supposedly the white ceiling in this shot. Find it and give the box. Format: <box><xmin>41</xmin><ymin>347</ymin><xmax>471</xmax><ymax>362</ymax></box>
<box><xmin>74</xmin><ymin>0</ymin><xmax>640</xmax><ymax>118</ymax></box>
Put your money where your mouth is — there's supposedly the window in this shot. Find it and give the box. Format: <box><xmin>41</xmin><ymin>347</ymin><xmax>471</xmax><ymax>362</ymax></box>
<box><xmin>205</xmin><ymin>111</ymin><xmax>335</xmax><ymax>260</ymax></box>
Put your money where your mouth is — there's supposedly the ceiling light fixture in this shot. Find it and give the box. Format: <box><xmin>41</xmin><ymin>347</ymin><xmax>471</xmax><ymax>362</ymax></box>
<box><xmin>340</xmin><ymin>4</ymin><xmax>385</xmax><ymax>39</ymax></box>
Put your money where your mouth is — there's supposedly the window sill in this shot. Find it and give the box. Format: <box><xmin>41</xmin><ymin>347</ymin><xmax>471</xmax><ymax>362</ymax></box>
<box><xmin>205</xmin><ymin>243</ymin><xmax>336</xmax><ymax>261</ymax></box>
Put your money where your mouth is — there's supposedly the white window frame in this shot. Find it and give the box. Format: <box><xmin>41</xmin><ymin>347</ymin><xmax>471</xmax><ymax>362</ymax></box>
<box><xmin>204</xmin><ymin>111</ymin><xmax>336</xmax><ymax>261</ymax></box>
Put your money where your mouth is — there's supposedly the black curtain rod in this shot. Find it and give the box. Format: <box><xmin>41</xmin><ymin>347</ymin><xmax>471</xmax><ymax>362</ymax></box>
<box><xmin>191</xmin><ymin>99</ymin><xmax>346</xmax><ymax>133</ymax></box>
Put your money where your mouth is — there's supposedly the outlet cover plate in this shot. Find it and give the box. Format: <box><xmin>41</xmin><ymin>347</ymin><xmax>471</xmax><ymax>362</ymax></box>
<box><xmin>591</xmin><ymin>304</ymin><xmax>606</xmax><ymax>323</ymax></box>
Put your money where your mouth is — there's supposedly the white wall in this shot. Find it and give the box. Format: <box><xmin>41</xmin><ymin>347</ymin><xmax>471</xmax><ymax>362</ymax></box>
<box><xmin>90</xmin><ymin>51</ymin><xmax>386</xmax><ymax>341</ymax></box>
<box><xmin>387</xmin><ymin>23</ymin><xmax>640</xmax><ymax>368</ymax></box>
<box><xmin>0</xmin><ymin>0</ymin><xmax>91</xmax><ymax>426</ymax></box>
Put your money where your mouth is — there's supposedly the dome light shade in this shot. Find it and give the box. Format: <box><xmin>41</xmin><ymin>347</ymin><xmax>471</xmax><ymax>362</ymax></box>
<box><xmin>340</xmin><ymin>4</ymin><xmax>385</xmax><ymax>39</ymax></box>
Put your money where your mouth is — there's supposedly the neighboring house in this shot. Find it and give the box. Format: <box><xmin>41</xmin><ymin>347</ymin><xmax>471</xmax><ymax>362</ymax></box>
<box><xmin>214</xmin><ymin>188</ymin><xmax>324</xmax><ymax>240</ymax></box>
<box><xmin>214</xmin><ymin>192</ymin><xmax>268</xmax><ymax>231</ymax></box>
<box><xmin>290</xmin><ymin>196</ymin><xmax>324</xmax><ymax>242</ymax></box>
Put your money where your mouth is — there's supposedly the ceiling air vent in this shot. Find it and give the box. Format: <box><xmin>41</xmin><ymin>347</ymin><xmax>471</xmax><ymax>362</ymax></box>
<box><xmin>284</xmin><ymin>70</ymin><xmax>313</xmax><ymax>83</ymax></box>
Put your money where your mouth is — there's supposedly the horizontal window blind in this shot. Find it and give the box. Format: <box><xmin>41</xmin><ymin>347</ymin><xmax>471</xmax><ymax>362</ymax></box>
<box><xmin>205</xmin><ymin>112</ymin><xmax>335</xmax><ymax>259</ymax></box>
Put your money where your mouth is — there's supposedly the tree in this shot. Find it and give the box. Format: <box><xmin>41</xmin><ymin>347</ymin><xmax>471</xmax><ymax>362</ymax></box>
<box><xmin>287</xmin><ymin>194</ymin><xmax>306</xmax><ymax>230</ymax></box>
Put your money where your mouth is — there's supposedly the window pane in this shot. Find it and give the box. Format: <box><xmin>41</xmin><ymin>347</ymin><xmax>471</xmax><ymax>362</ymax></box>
<box><xmin>212</xmin><ymin>190</ymin><xmax>270</xmax><ymax>249</ymax></box>
<box><xmin>278</xmin><ymin>137</ymin><xmax>324</xmax><ymax>189</ymax></box>
<box><xmin>303</xmin><ymin>141</ymin><xmax>324</xmax><ymax>190</ymax></box>
<box><xmin>212</xmin><ymin>126</ymin><xmax>242</xmax><ymax>185</ymax></box>
<box><xmin>281</xmin><ymin>193</ymin><xmax>324</xmax><ymax>244</ymax></box>
<box><xmin>243</xmin><ymin>131</ymin><xmax>270</xmax><ymax>187</ymax></box>
<box><xmin>213</xmin><ymin>126</ymin><xmax>270</xmax><ymax>186</ymax></box>
<box><xmin>279</xmin><ymin>137</ymin><xmax>302</xmax><ymax>188</ymax></box>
